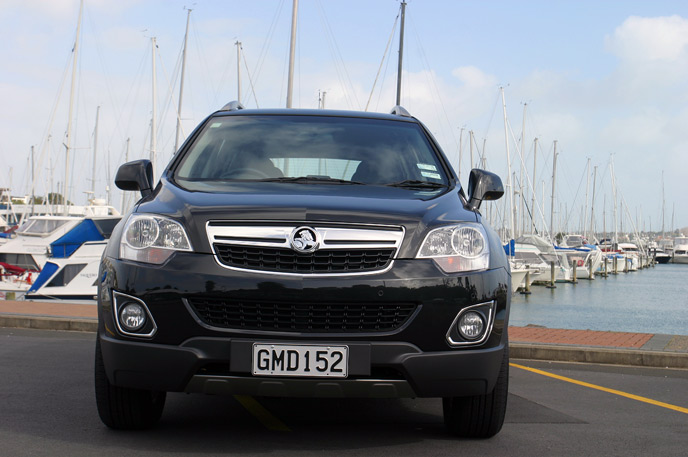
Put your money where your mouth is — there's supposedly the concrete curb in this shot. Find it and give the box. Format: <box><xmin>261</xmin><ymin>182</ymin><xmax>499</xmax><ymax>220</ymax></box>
<box><xmin>0</xmin><ymin>315</ymin><xmax>97</xmax><ymax>333</ymax></box>
<box><xmin>510</xmin><ymin>343</ymin><xmax>688</xmax><ymax>370</ymax></box>
<box><xmin>1</xmin><ymin>314</ymin><xmax>686</xmax><ymax>369</ymax></box>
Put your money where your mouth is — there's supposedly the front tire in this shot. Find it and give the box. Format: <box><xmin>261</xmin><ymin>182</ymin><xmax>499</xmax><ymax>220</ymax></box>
<box><xmin>443</xmin><ymin>343</ymin><xmax>509</xmax><ymax>438</ymax></box>
<box><xmin>95</xmin><ymin>338</ymin><xmax>166</xmax><ymax>429</ymax></box>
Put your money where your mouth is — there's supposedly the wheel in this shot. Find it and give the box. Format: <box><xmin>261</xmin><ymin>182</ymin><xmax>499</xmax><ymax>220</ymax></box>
<box><xmin>94</xmin><ymin>338</ymin><xmax>166</xmax><ymax>429</ymax></box>
<box><xmin>442</xmin><ymin>343</ymin><xmax>509</xmax><ymax>438</ymax></box>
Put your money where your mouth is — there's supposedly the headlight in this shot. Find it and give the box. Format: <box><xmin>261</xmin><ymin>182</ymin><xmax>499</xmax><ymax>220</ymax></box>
<box><xmin>417</xmin><ymin>223</ymin><xmax>489</xmax><ymax>273</ymax></box>
<box><xmin>120</xmin><ymin>214</ymin><xmax>192</xmax><ymax>264</ymax></box>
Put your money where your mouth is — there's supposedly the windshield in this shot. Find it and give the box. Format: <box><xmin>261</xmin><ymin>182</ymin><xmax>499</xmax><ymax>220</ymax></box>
<box><xmin>174</xmin><ymin>115</ymin><xmax>450</xmax><ymax>187</ymax></box>
<box><xmin>16</xmin><ymin>218</ymin><xmax>70</xmax><ymax>236</ymax></box>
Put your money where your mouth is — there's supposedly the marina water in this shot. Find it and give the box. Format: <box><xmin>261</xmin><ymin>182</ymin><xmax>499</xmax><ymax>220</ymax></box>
<box><xmin>510</xmin><ymin>263</ymin><xmax>688</xmax><ymax>336</ymax></box>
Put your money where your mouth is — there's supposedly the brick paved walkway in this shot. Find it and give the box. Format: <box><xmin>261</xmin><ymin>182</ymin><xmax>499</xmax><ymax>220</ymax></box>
<box><xmin>0</xmin><ymin>300</ymin><xmax>97</xmax><ymax>319</ymax></box>
<box><xmin>509</xmin><ymin>326</ymin><xmax>654</xmax><ymax>349</ymax></box>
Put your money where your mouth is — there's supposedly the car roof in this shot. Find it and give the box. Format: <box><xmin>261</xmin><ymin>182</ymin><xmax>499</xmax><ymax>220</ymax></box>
<box><xmin>210</xmin><ymin>107</ymin><xmax>419</xmax><ymax>123</ymax></box>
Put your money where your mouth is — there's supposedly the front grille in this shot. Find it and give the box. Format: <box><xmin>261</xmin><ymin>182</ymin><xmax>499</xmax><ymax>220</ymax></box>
<box><xmin>186</xmin><ymin>298</ymin><xmax>417</xmax><ymax>333</ymax></box>
<box><xmin>214</xmin><ymin>244</ymin><xmax>395</xmax><ymax>273</ymax></box>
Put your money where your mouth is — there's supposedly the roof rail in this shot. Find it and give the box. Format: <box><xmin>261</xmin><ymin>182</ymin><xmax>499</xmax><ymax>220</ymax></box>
<box><xmin>221</xmin><ymin>101</ymin><xmax>245</xmax><ymax>111</ymax></box>
<box><xmin>390</xmin><ymin>105</ymin><xmax>411</xmax><ymax>117</ymax></box>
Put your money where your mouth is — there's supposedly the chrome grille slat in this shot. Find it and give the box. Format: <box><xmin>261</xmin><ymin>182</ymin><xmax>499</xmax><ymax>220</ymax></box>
<box><xmin>206</xmin><ymin>222</ymin><xmax>404</xmax><ymax>275</ymax></box>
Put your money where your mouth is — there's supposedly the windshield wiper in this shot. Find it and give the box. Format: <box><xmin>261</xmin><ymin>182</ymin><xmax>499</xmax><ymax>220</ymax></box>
<box><xmin>259</xmin><ymin>176</ymin><xmax>364</xmax><ymax>184</ymax></box>
<box><xmin>384</xmin><ymin>180</ymin><xmax>448</xmax><ymax>189</ymax></box>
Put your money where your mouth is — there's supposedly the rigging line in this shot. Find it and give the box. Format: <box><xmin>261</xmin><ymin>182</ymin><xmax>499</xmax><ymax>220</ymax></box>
<box><xmin>187</xmin><ymin>14</ymin><xmax>208</xmax><ymax>112</ymax></box>
<box><xmin>315</xmin><ymin>0</ymin><xmax>348</xmax><ymax>108</ymax></box>
<box><xmin>163</xmin><ymin>43</ymin><xmax>182</xmax><ymax>106</ymax></box>
<box><xmin>556</xmin><ymin>153</ymin><xmax>584</xmax><ymax>232</ymax></box>
<box><xmin>375</xmin><ymin>22</ymin><xmax>397</xmax><ymax>112</ymax></box>
<box><xmin>252</xmin><ymin>0</ymin><xmax>286</xmax><ymax>98</ymax></box>
<box><xmin>560</xmin><ymin>159</ymin><xmax>587</xmax><ymax>231</ymax></box>
<box><xmin>411</xmin><ymin>17</ymin><xmax>459</xmax><ymax>160</ymax></box>
<box><xmin>34</xmin><ymin>47</ymin><xmax>72</xmax><ymax>198</ymax></box>
<box><xmin>67</xmin><ymin>31</ymin><xmax>87</xmax><ymax>206</ymax></box>
<box><xmin>85</xmin><ymin>5</ymin><xmax>127</xmax><ymax>156</ymax></box>
<box><xmin>117</xmin><ymin>43</ymin><xmax>149</xmax><ymax>154</ymax></box>
<box><xmin>479</xmin><ymin>90</ymin><xmax>501</xmax><ymax>159</ymax></box>
<box><xmin>188</xmin><ymin>14</ymin><xmax>213</xmax><ymax>111</ymax></box>
<box><xmin>366</xmin><ymin>9</ymin><xmax>399</xmax><ymax>111</ymax></box>
<box><xmin>32</xmin><ymin>27</ymin><xmax>78</xmax><ymax>198</ymax></box>
<box><xmin>241</xmin><ymin>46</ymin><xmax>260</xmax><ymax>108</ymax></box>
<box><xmin>214</xmin><ymin>41</ymin><xmax>234</xmax><ymax>107</ymax></box>
<box><xmin>316</xmin><ymin>0</ymin><xmax>361</xmax><ymax>109</ymax></box>
<box><xmin>115</xmin><ymin>44</ymin><xmax>149</xmax><ymax>164</ymax></box>
<box><xmin>505</xmin><ymin>117</ymin><xmax>552</xmax><ymax>241</ymax></box>
<box><xmin>153</xmin><ymin>44</ymin><xmax>181</xmax><ymax>161</ymax></box>
<box><xmin>315</xmin><ymin>2</ymin><xmax>351</xmax><ymax>109</ymax></box>
<box><xmin>187</xmin><ymin>16</ymin><xmax>227</xmax><ymax>108</ymax></box>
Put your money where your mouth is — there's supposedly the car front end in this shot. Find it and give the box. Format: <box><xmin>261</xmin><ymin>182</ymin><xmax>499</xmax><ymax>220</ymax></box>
<box><xmin>95</xmin><ymin>106</ymin><xmax>510</xmax><ymax>437</ymax></box>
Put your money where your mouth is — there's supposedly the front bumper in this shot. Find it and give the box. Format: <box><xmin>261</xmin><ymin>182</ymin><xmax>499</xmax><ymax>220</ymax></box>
<box><xmin>99</xmin><ymin>334</ymin><xmax>507</xmax><ymax>398</ymax></box>
<box><xmin>98</xmin><ymin>253</ymin><xmax>510</xmax><ymax>398</ymax></box>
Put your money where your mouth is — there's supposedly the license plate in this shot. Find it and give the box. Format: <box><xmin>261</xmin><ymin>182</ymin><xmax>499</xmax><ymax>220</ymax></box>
<box><xmin>252</xmin><ymin>343</ymin><xmax>349</xmax><ymax>378</ymax></box>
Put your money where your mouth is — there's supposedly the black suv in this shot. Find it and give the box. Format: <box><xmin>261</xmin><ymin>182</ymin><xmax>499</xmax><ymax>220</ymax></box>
<box><xmin>95</xmin><ymin>104</ymin><xmax>510</xmax><ymax>438</ymax></box>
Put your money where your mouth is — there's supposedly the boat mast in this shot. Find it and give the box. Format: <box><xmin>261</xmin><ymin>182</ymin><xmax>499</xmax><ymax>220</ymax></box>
<box><xmin>48</xmin><ymin>142</ymin><xmax>54</xmax><ymax>213</ymax></box>
<box><xmin>589</xmin><ymin>165</ymin><xmax>597</xmax><ymax>241</ymax></box>
<box><xmin>661</xmin><ymin>170</ymin><xmax>665</xmax><ymax>238</ymax></box>
<box><xmin>603</xmin><ymin>196</ymin><xmax>607</xmax><ymax>248</ymax></box>
<box><xmin>236</xmin><ymin>40</ymin><xmax>242</xmax><ymax>104</ymax></box>
<box><xmin>91</xmin><ymin>105</ymin><xmax>100</xmax><ymax>200</ymax></box>
<box><xmin>550</xmin><ymin>140</ymin><xmax>558</xmax><ymax>237</ymax></box>
<box><xmin>30</xmin><ymin>146</ymin><xmax>35</xmax><ymax>216</ymax></box>
<box><xmin>519</xmin><ymin>103</ymin><xmax>527</xmax><ymax>238</ymax></box>
<box><xmin>500</xmin><ymin>87</ymin><xmax>515</xmax><ymax>250</ymax></box>
<box><xmin>458</xmin><ymin>128</ymin><xmax>464</xmax><ymax>181</ymax></box>
<box><xmin>120</xmin><ymin>138</ymin><xmax>130</xmax><ymax>214</ymax></box>
<box><xmin>106</xmin><ymin>148</ymin><xmax>111</xmax><ymax>206</ymax></box>
<box><xmin>671</xmin><ymin>203</ymin><xmax>675</xmax><ymax>236</ymax></box>
<box><xmin>531</xmin><ymin>137</ymin><xmax>538</xmax><ymax>234</ymax></box>
<box><xmin>64</xmin><ymin>0</ymin><xmax>83</xmax><ymax>215</ymax></box>
<box><xmin>151</xmin><ymin>37</ymin><xmax>158</xmax><ymax>174</ymax></box>
<box><xmin>583</xmin><ymin>158</ymin><xmax>590</xmax><ymax>237</ymax></box>
<box><xmin>396</xmin><ymin>1</ymin><xmax>407</xmax><ymax>106</ymax></box>
<box><xmin>286</xmin><ymin>0</ymin><xmax>298</xmax><ymax>108</ymax></box>
<box><xmin>610</xmin><ymin>157</ymin><xmax>618</xmax><ymax>246</ymax></box>
<box><xmin>175</xmin><ymin>9</ymin><xmax>192</xmax><ymax>152</ymax></box>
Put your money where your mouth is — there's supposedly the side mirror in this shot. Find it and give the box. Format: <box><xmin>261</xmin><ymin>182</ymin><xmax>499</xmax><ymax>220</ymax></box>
<box><xmin>465</xmin><ymin>168</ymin><xmax>504</xmax><ymax>211</ymax></box>
<box><xmin>115</xmin><ymin>159</ymin><xmax>154</xmax><ymax>198</ymax></box>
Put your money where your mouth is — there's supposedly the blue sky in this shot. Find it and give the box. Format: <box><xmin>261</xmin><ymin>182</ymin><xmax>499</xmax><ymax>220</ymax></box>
<box><xmin>1</xmin><ymin>0</ymin><xmax>687</xmax><ymax>233</ymax></box>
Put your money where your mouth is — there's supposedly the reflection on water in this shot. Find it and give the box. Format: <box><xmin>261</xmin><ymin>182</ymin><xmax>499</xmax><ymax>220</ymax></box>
<box><xmin>510</xmin><ymin>263</ymin><xmax>688</xmax><ymax>335</ymax></box>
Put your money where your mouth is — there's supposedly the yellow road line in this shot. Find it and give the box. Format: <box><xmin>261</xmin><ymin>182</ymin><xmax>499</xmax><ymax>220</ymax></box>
<box><xmin>234</xmin><ymin>395</ymin><xmax>291</xmax><ymax>431</ymax></box>
<box><xmin>510</xmin><ymin>363</ymin><xmax>688</xmax><ymax>415</ymax></box>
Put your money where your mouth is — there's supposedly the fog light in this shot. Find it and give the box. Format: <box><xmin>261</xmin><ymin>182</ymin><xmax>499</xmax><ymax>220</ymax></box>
<box><xmin>119</xmin><ymin>302</ymin><xmax>146</xmax><ymax>332</ymax></box>
<box><xmin>458</xmin><ymin>311</ymin><xmax>485</xmax><ymax>340</ymax></box>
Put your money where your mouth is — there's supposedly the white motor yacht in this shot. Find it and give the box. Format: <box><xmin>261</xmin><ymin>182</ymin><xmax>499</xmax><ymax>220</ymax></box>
<box><xmin>673</xmin><ymin>236</ymin><xmax>688</xmax><ymax>264</ymax></box>
<box><xmin>24</xmin><ymin>241</ymin><xmax>106</xmax><ymax>303</ymax></box>
<box><xmin>0</xmin><ymin>215</ymin><xmax>120</xmax><ymax>299</ymax></box>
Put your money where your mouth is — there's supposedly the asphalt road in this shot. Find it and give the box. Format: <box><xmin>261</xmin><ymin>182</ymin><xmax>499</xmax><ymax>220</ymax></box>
<box><xmin>1</xmin><ymin>328</ymin><xmax>686</xmax><ymax>456</ymax></box>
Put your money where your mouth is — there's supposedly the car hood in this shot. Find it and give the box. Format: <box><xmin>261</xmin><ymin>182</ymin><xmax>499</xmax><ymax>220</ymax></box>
<box><xmin>134</xmin><ymin>178</ymin><xmax>479</xmax><ymax>257</ymax></box>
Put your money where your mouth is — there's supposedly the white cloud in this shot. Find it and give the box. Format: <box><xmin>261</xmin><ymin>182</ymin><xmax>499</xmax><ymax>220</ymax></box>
<box><xmin>599</xmin><ymin>110</ymin><xmax>666</xmax><ymax>148</ymax></box>
<box><xmin>452</xmin><ymin>66</ymin><xmax>497</xmax><ymax>88</ymax></box>
<box><xmin>606</xmin><ymin>15</ymin><xmax>688</xmax><ymax>62</ymax></box>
